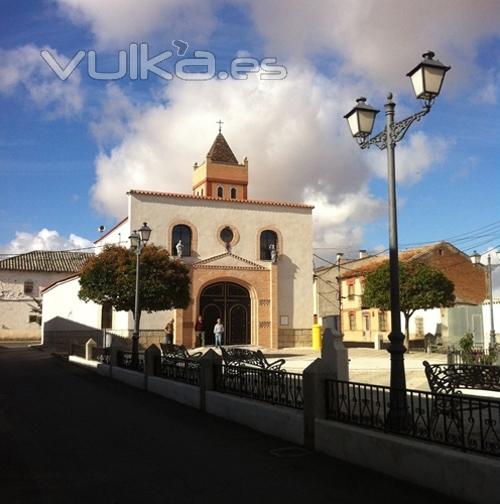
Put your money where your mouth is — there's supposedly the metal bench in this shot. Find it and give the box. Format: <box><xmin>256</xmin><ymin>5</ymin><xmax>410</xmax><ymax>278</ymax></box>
<box><xmin>220</xmin><ymin>347</ymin><xmax>285</xmax><ymax>371</ymax></box>
<box><xmin>160</xmin><ymin>343</ymin><xmax>202</xmax><ymax>360</ymax></box>
<box><xmin>423</xmin><ymin>361</ymin><xmax>500</xmax><ymax>395</ymax></box>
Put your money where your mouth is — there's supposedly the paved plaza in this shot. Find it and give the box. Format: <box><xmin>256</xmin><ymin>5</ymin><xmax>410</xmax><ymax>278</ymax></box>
<box><xmin>0</xmin><ymin>346</ymin><xmax>462</xmax><ymax>504</ymax></box>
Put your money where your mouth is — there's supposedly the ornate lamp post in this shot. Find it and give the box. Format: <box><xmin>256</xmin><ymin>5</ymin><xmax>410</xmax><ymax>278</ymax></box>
<box><xmin>129</xmin><ymin>222</ymin><xmax>152</xmax><ymax>369</ymax></box>
<box><xmin>344</xmin><ymin>52</ymin><xmax>450</xmax><ymax>429</ymax></box>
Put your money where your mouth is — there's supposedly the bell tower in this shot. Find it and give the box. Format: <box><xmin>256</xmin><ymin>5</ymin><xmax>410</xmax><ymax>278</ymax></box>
<box><xmin>192</xmin><ymin>127</ymin><xmax>248</xmax><ymax>200</ymax></box>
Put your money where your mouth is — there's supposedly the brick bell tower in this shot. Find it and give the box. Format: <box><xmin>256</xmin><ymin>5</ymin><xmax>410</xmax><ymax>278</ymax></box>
<box><xmin>192</xmin><ymin>125</ymin><xmax>248</xmax><ymax>200</ymax></box>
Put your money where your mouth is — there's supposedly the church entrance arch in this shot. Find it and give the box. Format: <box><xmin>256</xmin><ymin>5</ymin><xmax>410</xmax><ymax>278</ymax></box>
<box><xmin>199</xmin><ymin>282</ymin><xmax>251</xmax><ymax>345</ymax></box>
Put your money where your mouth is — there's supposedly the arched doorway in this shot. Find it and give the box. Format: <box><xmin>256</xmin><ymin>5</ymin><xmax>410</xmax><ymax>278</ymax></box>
<box><xmin>199</xmin><ymin>282</ymin><xmax>251</xmax><ymax>345</ymax></box>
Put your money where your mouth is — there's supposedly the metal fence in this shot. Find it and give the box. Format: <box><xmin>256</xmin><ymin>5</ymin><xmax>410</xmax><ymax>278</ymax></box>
<box><xmin>325</xmin><ymin>379</ymin><xmax>500</xmax><ymax>457</ymax></box>
<box><xmin>157</xmin><ymin>356</ymin><xmax>201</xmax><ymax>386</ymax></box>
<box><xmin>91</xmin><ymin>347</ymin><xmax>111</xmax><ymax>365</ymax></box>
<box><xmin>214</xmin><ymin>364</ymin><xmax>304</xmax><ymax>409</ymax></box>
<box><xmin>447</xmin><ymin>345</ymin><xmax>498</xmax><ymax>365</ymax></box>
<box><xmin>117</xmin><ymin>351</ymin><xmax>145</xmax><ymax>372</ymax></box>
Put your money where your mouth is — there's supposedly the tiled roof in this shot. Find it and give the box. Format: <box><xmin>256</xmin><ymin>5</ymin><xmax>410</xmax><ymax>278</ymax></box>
<box><xmin>339</xmin><ymin>243</ymin><xmax>444</xmax><ymax>278</ymax></box>
<box><xmin>0</xmin><ymin>250</ymin><xmax>93</xmax><ymax>273</ymax></box>
<box><xmin>207</xmin><ymin>133</ymin><xmax>239</xmax><ymax>164</ymax></box>
<box><xmin>128</xmin><ymin>190</ymin><xmax>314</xmax><ymax>209</ymax></box>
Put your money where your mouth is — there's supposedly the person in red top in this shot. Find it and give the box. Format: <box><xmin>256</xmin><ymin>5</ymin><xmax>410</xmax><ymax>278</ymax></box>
<box><xmin>194</xmin><ymin>315</ymin><xmax>205</xmax><ymax>347</ymax></box>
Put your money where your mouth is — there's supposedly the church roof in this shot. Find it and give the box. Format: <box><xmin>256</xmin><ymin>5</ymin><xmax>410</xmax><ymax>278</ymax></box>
<box><xmin>207</xmin><ymin>133</ymin><xmax>239</xmax><ymax>164</ymax></box>
<box><xmin>128</xmin><ymin>190</ymin><xmax>314</xmax><ymax>210</ymax></box>
<box><xmin>0</xmin><ymin>250</ymin><xmax>93</xmax><ymax>273</ymax></box>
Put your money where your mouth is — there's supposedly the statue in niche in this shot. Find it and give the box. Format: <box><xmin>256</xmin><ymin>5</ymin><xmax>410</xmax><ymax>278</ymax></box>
<box><xmin>176</xmin><ymin>240</ymin><xmax>184</xmax><ymax>257</ymax></box>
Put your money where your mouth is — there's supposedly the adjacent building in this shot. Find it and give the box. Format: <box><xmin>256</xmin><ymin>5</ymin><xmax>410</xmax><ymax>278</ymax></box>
<box><xmin>314</xmin><ymin>242</ymin><xmax>488</xmax><ymax>347</ymax></box>
<box><xmin>0</xmin><ymin>251</ymin><xmax>92</xmax><ymax>339</ymax></box>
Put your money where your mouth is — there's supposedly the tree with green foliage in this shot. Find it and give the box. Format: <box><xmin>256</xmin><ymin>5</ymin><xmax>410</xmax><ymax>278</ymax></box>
<box><xmin>362</xmin><ymin>261</ymin><xmax>455</xmax><ymax>351</ymax></box>
<box><xmin>79</xmin><ymin>244</ymin><xmax>190</xmax><ymax>331</ymax></box>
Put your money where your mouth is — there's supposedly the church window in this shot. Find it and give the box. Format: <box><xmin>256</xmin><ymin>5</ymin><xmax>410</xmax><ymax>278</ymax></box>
<box><xmin>220</xmin><ymin>226</ymin><xmax>234</xmax><ymax>245</ymax></box>
<box><xmin>24</xmin><ymin>280</ymin><xmax>34</xmax><ymax>294</ymax></box>
<box><xmin>171</xmin><ymin>224</ymin><xmax>192</xmax><ymax>256</ymax></box>
<box><xmin>217</xmin><ymin>186</ymin><xmax>224</xmax><ymax>198</ymax></box>
<box><xmin>260</xmin><ymin>230</ymin><xmax>278</xmax><ymax>260</ymax></box>
<box><xmin>230</xmin><ymin>187</ymin><xmax>237</xmax><ymax>199</ymax></box>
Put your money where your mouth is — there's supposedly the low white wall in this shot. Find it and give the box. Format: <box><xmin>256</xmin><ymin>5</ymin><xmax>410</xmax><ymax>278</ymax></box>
<box><xmin>111</xmin><ymin>367</ymin><xmax>146</xmax><ymax>389</ymax></box>
<box><xmin>68</xmin><ymin>355</ymin><xmax>111</xmax><ymax>377</ymax></box>
<box><xmin>206</xmin><ymin>391</ymin><xmax>303</xmax><ymax>445</ymax></box>
<box><xmin>315</xmin><ymin>419</ymin><xmax>500</xmax><ymax>504</ymax></box>
<box><xmin>147</xmin><ymin>376</ymin><xmax>200</xmax><ymax>409</ymax></box>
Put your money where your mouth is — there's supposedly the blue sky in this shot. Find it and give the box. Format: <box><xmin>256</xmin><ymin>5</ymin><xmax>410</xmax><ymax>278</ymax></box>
<box><xmin>1</xmin><ymin>1</ymin><xmax>499</xmax><ymax>276</ymax></box>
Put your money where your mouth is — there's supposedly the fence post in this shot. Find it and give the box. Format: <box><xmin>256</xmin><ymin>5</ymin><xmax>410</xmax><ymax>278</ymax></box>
<box><xmin>144</xmin><ymin>344</ymin><xmax>161</xmax><ymax>390</ymax></box>
<box><xmin>303</xmin><ymin>328</ymin><xmax>349</xmax><ymax>449</ymax></box>
<box><xmin>85</xmin><ymin>338</ymin><xmax>97</xmax><ymax>360</ymax></box>
<box><xmin>199</xmin><ymin>349</ymin><xmax>222</xmax><ymax>412</ymax></box>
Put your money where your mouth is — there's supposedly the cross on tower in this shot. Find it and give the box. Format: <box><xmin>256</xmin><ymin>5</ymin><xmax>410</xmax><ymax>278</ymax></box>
<box><xmin>216</xmin><ymin>119</ymin><xmax>224</xmax><ymax>133</ymax></box>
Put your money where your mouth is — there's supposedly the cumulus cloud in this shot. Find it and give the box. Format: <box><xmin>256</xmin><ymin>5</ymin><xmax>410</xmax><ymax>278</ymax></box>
<box><xmin>242</xmin><ymin>0</ymin><xmax>500</xmax><ymax>92</ymax></box>
<box><xmin>367</xmin><ymin>131</ymin><xmax>450</xmax><ymax>185</ymax></box>
<box><xmin>0</xmin><ymin>229</ymin><xmax>93</xmax><ymax>255</ymax></box>
<box><xmin>56</xmin><ymin>0</ymin><xmax>216</xmax><ymax>48</ymax></box>
<box><xmin>90</xmin><ymin>67</ymin><xmax>389</xmax><ymax>248</ymax></box>
<box><xmin>0</xmin><ymin>44</ymin><xmax>83</xmax><ymax>118</ymax></box>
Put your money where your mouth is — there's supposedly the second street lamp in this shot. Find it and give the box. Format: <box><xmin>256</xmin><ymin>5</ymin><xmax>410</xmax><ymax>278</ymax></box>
<box><xmin>129</xmin><ymin>222</ymin><xmax>152</xmax><ymax>370</ymax></box>
<box><xmin>344</xmin><ymin>52</ymin><xmax>450</xmax><ymax>429</ymax></box>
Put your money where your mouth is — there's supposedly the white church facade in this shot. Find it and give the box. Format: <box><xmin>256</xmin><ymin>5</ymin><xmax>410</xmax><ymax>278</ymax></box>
<box><xmin>42</xmin><ymin>132</ymin><xmax>314</xmax><ymax>349</ymax></box>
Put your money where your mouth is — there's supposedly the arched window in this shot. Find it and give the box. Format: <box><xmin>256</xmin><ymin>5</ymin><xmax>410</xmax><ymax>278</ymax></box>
<box><xmin>171</xmin><ymin>224</ymin><xmax>192</xmax><ymax>256</ymax></box>
<box><xmin>260</xmin><ymin>230</ymin><xmax>278</xmax><ymax>260</ymax></box>
<box><xmin>230</xmin><ymin>187</ymin><xmax>237</xmax><ymax>199</ymax></box>
<box><xmin>217</xmin><ymin>186</ymin><xmax>224</xmax><ymax>198</ymax></box>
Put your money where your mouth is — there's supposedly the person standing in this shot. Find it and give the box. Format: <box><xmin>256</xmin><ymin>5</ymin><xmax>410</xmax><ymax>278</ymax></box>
<box><xmin>194</xmin><ymin>315</ymin><xmax>205</xmax><ymax>347</ymax></box>
<box><xmin>164</xmin><ymin>318</ymin><xmax>174</xmax><ymax>345</ymax></box>
<box><xmin>213</xmin><ymin>318</ymin><xmax>224</xmax><ymax>348</ymax></box>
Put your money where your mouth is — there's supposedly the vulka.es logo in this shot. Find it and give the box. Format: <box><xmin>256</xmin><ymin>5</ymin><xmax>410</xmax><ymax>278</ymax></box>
<box><xmin>41</xmin><ymin>41</ymin><xmax>287</xmax><ymax>81</ymax></box>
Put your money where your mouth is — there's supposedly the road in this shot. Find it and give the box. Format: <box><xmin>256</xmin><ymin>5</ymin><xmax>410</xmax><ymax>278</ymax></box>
<box><xmin>0</xmin><ymin>347</ymin><xmax>463</xmax><ymax>503</ymax></box>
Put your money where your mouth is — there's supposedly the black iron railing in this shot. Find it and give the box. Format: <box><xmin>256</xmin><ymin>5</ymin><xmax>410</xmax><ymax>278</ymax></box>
<box><xmin>117</xmin><ymin>351</ymin><xmax>144</xmax><ymax>372</ymax></box>
<box><xmin>157</xmin><ymin>356</ymin><xmax>201</xmax><ymax>386</ymax></box>
<box><xmin>326</xmin><ymin>379</ymin><xmax>500</xmax><ymax>457</ymax></box>
<box><xmin>91</xmin><ymin>347</ymin><xmax>111</xmax><ymax>365</ymax></box>
<box><xmin>214</xmin><ymin>364</ymin><xmax>304</xmax><ymax>409</ymax></box>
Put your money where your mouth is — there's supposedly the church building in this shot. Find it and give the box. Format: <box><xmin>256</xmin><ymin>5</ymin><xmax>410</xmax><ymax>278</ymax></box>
<box><xmin>42</xmin><ymin>131</ymin><xmax>314</xmax><ymax>349</ymax></box>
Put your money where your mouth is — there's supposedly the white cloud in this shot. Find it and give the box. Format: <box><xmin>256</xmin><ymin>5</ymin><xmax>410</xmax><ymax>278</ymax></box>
<box><xmin>368</xmin><ymin>131</ymin><xmax>449</xmax><ymax>185</ymax></box>
<box><xmin>481</xmin><ymin>250</ymin><xmax>500</xmax><ymax>298</ymax></box>
<box><xmin>90</xmin><ymin>67</ymin><xmax>383</xmax><ymax>250</ymax></box>
<box><xmin>56</xmin><ymin>0</ymin><xmax>216</xmax><ymax>48</ymax></box>
<box><xmin>0</xmin><ymin>229</ymin><xmax>93</xmax><ymax>255</ymax></box>
<box><xmin>0</xmin><ymin>45</ymin><xmax>83</xmax><ymax>118</ymax></box>
<box><xmin>242</xmin><ymin>0</ymin><xmax>500</xmax><ymax>92</ymax></box>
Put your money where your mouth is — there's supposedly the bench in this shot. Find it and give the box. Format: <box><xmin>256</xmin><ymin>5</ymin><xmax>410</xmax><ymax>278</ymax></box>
<box><xmin>423</xmin><ymin>361</ymin><xmax>500</xmax><ymax>435</ymax></box>
<box><xmin>220</xmin><ymin>347</ymin><xmax>286</xmax><ymax>371</ymax></box>
<box><xmin>423</xmin><ymin>361</ymin><xmax>500</xmax><ymax>395</ymax></box>
<box><xmin>160</xmin><ymin>343</ymin><xmax>202</xmax><ymax>360</ymax></box>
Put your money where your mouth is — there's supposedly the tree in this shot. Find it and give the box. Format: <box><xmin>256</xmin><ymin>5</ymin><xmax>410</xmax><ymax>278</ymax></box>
<box><xmin>79</xmin><ymin>244</ymin><xmax>190</xmax><ymax>332</ymax></box>
<box><xmin>362</xmin><ymin>261</ymin><xmax>455</xmax><ymax>351</ymax></box>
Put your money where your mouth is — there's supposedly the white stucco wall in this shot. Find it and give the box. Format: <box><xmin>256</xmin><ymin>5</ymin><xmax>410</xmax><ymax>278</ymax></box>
<box><xmin>482</xmin><ymin>299</ymin><xmax>500</xmax><ymax>346</ymax></box>
<box><xmin>94</xmin><ymin>218</ymin><xmax>130</xmax><ymax>250</ymax></box>
<box><xmin>0</xmin><ymin>270</ymin><xmax>76</xmax><ymax>338</ymax></box>
<box><xmin>129</xmin><ymin>193</ymin><xmax>313</xmax><ymax>329</ymax></box>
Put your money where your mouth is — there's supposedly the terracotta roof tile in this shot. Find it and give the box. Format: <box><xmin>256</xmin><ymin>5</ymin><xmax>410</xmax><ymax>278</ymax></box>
<box><xmin>0</xmin><ymin>250</ymin><xmax>93</xmax><ymax>273</ymax></box>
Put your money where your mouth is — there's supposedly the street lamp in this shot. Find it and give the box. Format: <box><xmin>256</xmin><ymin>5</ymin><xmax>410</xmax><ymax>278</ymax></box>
<box><xmin>129</xmin><ymin>222</ymin><xmax>152</xmax><ymax>369</ymax></box>
<box><xmin>344</xmin><ymin>51</ymin><xmax>450</xmax><ymax>429</ymax></box>
<box><xmin>470</xmin><ymin>250</ymin><xmax>499</xmax><ymax>347</ymax></box>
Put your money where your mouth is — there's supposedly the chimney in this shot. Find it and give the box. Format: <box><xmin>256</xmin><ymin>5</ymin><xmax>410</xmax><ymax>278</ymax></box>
<box><xmin>336</xmin><ymin>252</ymin><xmax>344</xmax><ymax>264</ymax></box>
<box><xmin>359</xmin><ymin>249</ymin><xmax>368</xmax><ymax>259</ymax></box>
